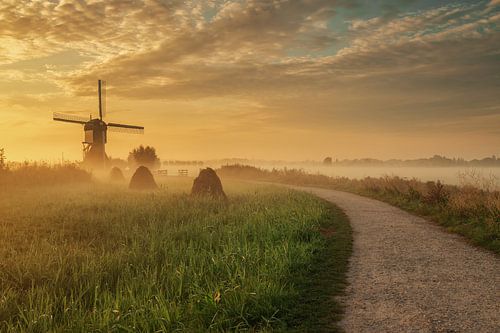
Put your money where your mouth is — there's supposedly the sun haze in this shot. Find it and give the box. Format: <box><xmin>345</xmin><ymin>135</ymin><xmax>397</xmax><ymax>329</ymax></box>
<box><xmin>1</xmin><ymin>0</ymin><xmax>499</xmax><ymax>161</ymax></box>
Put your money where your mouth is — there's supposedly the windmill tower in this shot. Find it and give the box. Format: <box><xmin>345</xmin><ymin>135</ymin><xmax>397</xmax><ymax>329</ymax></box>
<box><xmin>53</xmin><ymin>80</ymin><xmax>144</xmax><ymax>168</ymax></box>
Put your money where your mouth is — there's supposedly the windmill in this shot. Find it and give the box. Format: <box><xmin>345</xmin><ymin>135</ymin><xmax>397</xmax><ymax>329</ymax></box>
<box><xmin>53</xmin><ymin>80</ymin><xmax>144</xmax><ymax>168</ymax></box>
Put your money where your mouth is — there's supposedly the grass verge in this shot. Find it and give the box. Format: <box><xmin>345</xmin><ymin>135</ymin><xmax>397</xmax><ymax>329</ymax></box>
<box><xmin>218</xmin><ymin>165</ymin><xmax>499</xmax><ymax>254</ymax></box>
<box><xmin>284</xmin><ymin>204</ymin><xmax>352</xmax><ymax>332</ymax></box>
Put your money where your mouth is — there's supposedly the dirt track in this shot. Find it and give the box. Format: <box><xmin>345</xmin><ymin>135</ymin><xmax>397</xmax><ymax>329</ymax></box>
<box><xmin>294</xmin><ymin>186</ymin><xmax>500</xmax><ymax>333</ymax></box>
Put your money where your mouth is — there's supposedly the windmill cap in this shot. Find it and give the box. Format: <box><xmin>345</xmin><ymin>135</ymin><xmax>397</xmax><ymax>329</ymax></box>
<box><xmin>84</xmin><ymin>119</ymin><xmax>107</xmax><ymax>130</ymax></box>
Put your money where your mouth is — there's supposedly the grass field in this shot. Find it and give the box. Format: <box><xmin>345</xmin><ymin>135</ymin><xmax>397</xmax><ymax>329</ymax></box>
<box><xmin>0</xmin><ymin>175</ymin><xmax>351</xmax><ymax>332</ymax></box>
<box><xmin>218</xmin><ymin>165</ymin><xmax>500</xmax><ymax>254</ymax></box>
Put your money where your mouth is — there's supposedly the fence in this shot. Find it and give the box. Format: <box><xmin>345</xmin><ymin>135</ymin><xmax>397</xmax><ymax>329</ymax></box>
<box><xmin>157</xmin><ymin>169</ymin><xmax>168</xmax><ymax>176</ymax></box>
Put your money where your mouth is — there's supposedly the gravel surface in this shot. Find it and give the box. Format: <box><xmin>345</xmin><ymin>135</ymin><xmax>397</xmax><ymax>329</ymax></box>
<box><xmin>295</xmin><ymin>186</ymin><xmax>500</xmax><ymax>333</ymax></box>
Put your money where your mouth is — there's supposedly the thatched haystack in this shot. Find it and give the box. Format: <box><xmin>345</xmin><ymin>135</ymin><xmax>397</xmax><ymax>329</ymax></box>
<box><xmin>109</xmin><ymin>167</ymin><xmax>125</xmax><ymax>182</ymax></box>
<box><xmin>129</xmin><ymin>166</ymin><xmax>158</xmax><ymax>190</ymax></box>
<box><xmin>191</xmin><ymin>168</ymin><xmax>226</xmax><ymax>198</ymax></box>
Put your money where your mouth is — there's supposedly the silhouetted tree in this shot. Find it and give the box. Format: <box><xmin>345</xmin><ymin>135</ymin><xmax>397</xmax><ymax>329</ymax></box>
<box><xmin>128</xmin><ymin>145</ymin><xmax>160</xmax><ymax>169</ymax></box>
<box><xmin>0</xmin><ymin>148</ymin><xmax>5</xmax><ymax>170</ymax></box>
<box><xmin>323</xmin><ymin>157</ymin><xmax>333</xmax><ymax>165</ymax></box>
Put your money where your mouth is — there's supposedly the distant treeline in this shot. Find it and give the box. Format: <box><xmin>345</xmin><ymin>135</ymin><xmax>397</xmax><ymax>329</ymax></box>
<box><xmin>326</xmin><ymin>155</ymin><xmax>500</xmax><ymax>167</ymax></box>
<box><xmin>164</xmin><ymin>160</ymin><xmax>204</xmax><ymax>166</ymax></box>
<box><xmin>208</xmin><ymin>156</ymin><xmax>500</xmax><ymax>167</ymax></box>
<box><xmin>106</xmin><ymin>158</ymin><xmax>204</xmax><ymax>169</ymax></box>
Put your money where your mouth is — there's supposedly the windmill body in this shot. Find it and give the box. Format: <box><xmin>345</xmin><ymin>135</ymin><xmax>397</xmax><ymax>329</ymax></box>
<box><xmin>83</xmin><ymin>119</ymin><xmax>107</xmax><ymax>166</ymax></box>
<box><xmin>53</xmin><ymin>80</ymin><xmax>144</xmax><ymax>168</ymax></box>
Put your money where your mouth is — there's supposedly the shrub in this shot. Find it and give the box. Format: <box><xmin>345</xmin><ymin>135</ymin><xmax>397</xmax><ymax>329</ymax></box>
<box><xmin>0</xmin><ymin>148</ymin><xmax>5</xmax><ymax>170</ymax></box>
<box><xmin>424</xmin><ymin>180</ymin><xmax>449</xmax><ymax>205</ymax></box>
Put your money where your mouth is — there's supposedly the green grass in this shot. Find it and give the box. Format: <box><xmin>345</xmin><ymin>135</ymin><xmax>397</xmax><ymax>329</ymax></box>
<box><xmin>218</xmin><ymin>165</ymin><xmax>499</xmax><ymax>254</ymax></box>
<box><xmin>285</xmin><ymin>206</ymin><xmax>352</xmax><ymax>332</ymax></box>
<box><xmin>0</xmin><ymin>178</ymin><xmax>351</xmax><ymax>332</ymax></box>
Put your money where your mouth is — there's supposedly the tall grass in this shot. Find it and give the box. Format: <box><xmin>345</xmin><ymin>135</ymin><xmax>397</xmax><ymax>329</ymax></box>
<box><xmin>0</xmin><ymin>179</ymin><xmax>350</xmax><ymax>331</ymax></box>
<box><xmin>0</xmin><ymin>162</ymin><xmax>91</xmax><ymax>188</ymax></box>
<box><xmin>219</xmin><ymin>165</ymin><xmax>500</xmax><ymax>253</ymax></box>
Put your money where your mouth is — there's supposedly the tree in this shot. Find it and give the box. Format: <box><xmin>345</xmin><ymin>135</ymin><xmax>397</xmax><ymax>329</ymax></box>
<box><xmin>128</xmin><ymin>145</ymin><xmax>160</xmax><ymax>169</ymax></box>
<box><xmin>323</xmin><ymin>157</ymin><xmax>333</xmax><ymax>165</ymax></box>
<box><xmin>0</xmin><ymin>148</ymin><xmax>5</xmax><ymax>170</ymax></box>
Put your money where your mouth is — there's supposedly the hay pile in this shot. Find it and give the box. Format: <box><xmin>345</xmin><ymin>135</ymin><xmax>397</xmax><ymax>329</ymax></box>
<box><xmin>191</xmin><ymin>168</ymin><xmax>226</xmax><ymax>198</ymax></box>
<box><xmin>129</xmin><ymin>166</ymin><xmax>158</xmax><ymax>190</ymax></box>
<box><xmin>109</xmin><ymin>167</ymin><xmax>125</xmax><ymax>182</ymax></box>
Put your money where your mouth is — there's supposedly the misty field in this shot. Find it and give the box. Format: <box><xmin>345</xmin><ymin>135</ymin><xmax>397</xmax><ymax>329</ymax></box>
<box><xmin>0</xmin><ymin>176</ymin><xmax>351</xmax><ymax>332</ymax></box>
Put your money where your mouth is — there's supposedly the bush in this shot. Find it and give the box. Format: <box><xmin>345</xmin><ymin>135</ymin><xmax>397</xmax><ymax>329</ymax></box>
<box><xmin>424</xmin><ymin>180</ymin><xmax>449</xmax><ymax>205</ymax></box>
<box><xmin>128</xmin><ymin>145</ymin><xmax>160</xmax><ymax>170</ymax></box>
<box><xmin>0</xmin><ymin>148</ymin><xmax>5</xmax><ymax>170</ymax></box>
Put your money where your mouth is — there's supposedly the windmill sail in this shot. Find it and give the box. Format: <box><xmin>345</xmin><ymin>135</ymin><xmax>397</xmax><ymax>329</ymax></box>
<box><xmin>107</xmin><ymin>122</ymin><xmax>144</xmax><ymax>134</ymax></box>
<box><xmin>53</xmin><ymin>112</ymin><xmax>88</xmax><ymax>124</ymax></box>
<box><xmin>98</xmin><ymin>80</ymin><xmax>107</xmax><ymax>120</ymax></box>
<box><xmin>101</xmin><ymin>80</ymin><xmax>106</xmax><ymax>119</ymax></box>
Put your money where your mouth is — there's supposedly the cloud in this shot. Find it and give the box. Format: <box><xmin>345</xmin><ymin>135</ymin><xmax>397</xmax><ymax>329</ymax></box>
<box><xmin>47</xmin><ymin>2</ymin><xmax>495</xmax><ymax>100</ymax></box>
<box><xmin>60</xmin><ymin>0</ymin><xmax>342</xmax><ymax>92</ymax></box>
<box><xmin>0</xmin><ymin>0</ymin><xmax>195</xmax><ymax>64</ymax></box>
<box><xmin>2</xmin><ymin>0</ymin><xmax>500</xmax><ymax>142</ymax></box>
<box><xmin>489</xmin><ymin>0</ymin><xmax>500</xmax><ymax>7</ymax></box>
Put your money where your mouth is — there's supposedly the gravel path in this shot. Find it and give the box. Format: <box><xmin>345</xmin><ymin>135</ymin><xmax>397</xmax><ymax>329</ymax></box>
<box><xmin>294</xmin><ymin>186</ymin><xmax>500</xmax><ymax>333</ymax></box>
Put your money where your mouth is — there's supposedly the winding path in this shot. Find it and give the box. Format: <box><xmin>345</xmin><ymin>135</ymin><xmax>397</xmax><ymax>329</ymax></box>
<box><xmin>294</xmin><ymin>186</ymin><xmax>500</xmax><ymax>333</ymax></box>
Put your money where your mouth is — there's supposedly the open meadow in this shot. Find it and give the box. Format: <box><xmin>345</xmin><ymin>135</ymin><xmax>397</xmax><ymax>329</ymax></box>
<box><xmin>0</xmin><ymin>167</ymin><xmax>351</xmax><ymax>332</ymax></box>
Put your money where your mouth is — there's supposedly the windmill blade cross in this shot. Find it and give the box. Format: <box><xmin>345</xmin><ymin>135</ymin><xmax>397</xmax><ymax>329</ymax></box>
<box><xmin>53</xmin><ymin>112</ymin><xmax>88</xmax><ymax>124</ymax></box>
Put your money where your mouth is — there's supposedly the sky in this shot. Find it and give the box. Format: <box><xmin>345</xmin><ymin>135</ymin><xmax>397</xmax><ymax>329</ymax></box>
<box><xmin>0</xmin><ymin>0</ymin><xmax>499</xmax><ymax>162</ymax></box>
